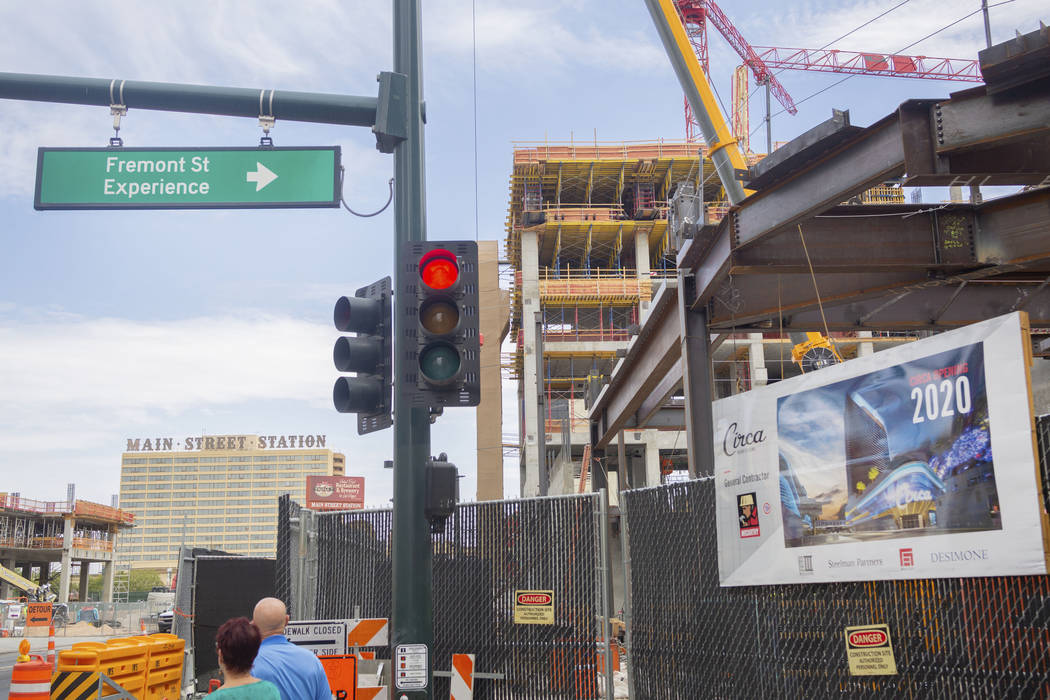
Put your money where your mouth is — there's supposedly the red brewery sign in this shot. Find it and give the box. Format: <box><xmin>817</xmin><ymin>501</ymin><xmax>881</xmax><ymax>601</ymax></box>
<box><xmin>306</xmin><ymin>476</ymin><xmax>365</xmax><ymax>511</ymax></box>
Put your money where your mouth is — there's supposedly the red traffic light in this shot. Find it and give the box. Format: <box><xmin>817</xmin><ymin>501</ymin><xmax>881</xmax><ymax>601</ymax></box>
<box><xmin>419</xmin><ymin>249</ymin><xmax>459</xmax><ymax>290</ymax></box>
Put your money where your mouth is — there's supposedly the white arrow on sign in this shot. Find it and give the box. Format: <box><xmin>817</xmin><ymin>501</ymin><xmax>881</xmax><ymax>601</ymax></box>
<box><xmin>246</xmin><ymin>162</ymin><xmax>278</xmax><ymax>191</ymax></box>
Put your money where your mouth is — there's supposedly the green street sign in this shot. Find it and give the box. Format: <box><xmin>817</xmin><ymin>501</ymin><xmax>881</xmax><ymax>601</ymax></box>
<box><xmin>34</xmin><ymin>146</ymin><xmax>341</xmax><ymax>210</ymax></box>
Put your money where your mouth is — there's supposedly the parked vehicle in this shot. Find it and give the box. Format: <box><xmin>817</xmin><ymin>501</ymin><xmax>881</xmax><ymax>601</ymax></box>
<box><xmin>157</xmin><ymin>608</ymin><xmax>173</xmax><ymax>633</ymax></box>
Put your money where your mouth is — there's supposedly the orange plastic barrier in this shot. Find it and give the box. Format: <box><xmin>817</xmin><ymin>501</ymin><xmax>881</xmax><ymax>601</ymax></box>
<box><xmin>54</xmin><ymin>632</ymin><xmax>184</xmax><ymax>698</ymax></box>
<box><xmin>140</xmin><ymin>632</ymin><xmax>186</xmax><ymax>700</ymax></box>
<box><xmin>73</xmin><ymin>639</ymin><xmax>148</xmax><ymax>697</ymax></box>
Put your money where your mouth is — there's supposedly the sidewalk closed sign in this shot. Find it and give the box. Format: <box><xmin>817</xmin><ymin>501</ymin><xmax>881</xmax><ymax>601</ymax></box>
<box><xmin>514</xmin><ymin>590</ymin><xmax>554</xmax><ymax>624</ymax></box>
<box><xmin>845</xmin><ymin>624</ymin><xmax>897</xmax><ymax>675</ymax></box>
<box><xmin>285</xmin><ymin>620</ymin><xmax>348</xmax><ymax>656</ymax></box>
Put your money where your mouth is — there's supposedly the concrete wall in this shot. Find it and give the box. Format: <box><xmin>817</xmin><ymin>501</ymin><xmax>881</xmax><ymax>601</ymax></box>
<box><xmin>476</xmin><ymin>241</ymin><xmax>511</xmax><ymax>501</ymax></box>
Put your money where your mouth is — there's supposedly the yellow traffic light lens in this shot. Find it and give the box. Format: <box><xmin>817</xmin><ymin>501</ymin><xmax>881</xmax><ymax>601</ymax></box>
<box><xmin>420</xmin><ymin>300</ymin><xmax>459</xmax><ymax>335</ymax></box>
<box><xmin>419</xmin><ymin>344</ymin><xmax>460</xmax><ymax>383</ymax></box>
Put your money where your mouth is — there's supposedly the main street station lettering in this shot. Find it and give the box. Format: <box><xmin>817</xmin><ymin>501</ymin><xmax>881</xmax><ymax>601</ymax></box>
<box><xmin>125</xmin><ymin>434</ymin><xmax>327</xmax><ymax>452</ymax></box>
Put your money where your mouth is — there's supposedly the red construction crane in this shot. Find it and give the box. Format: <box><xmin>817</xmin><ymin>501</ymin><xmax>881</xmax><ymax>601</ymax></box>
<box><xmin>750</xmin><ymin>46</ymin><xmax>981</xmax><ymax>82</ymax></box>
<box><xmin>675</xmin><ymin>0</ymin><xmax>796</xmax><ymax>143</ymax></box>
<box><xmin>674</xmin><ymin>0</ymin><xmax>983</xmax><ymax>145</ymax></box>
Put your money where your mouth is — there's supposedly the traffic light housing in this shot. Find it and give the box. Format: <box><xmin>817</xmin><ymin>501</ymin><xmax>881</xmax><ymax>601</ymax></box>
<box><xmin>399</xmin><ymin>241</ymin><xmax>481</xmax><ymax>408</ymax></box>
<box><xmin>424</xmin><ymin>453</ymin><xmax>459</xmax><ymax>534</ymax></box>
<box><xmin>333</xmin><ymin>276</ymin><xmax>392</xmax><ymax>434</ymax></box>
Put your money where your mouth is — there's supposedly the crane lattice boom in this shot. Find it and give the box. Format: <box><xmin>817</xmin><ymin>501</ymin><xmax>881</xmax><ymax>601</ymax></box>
<box><xmin>751</xmin><ymin>46</ymin><xmax>982</xmax><ymax>82</ymax></box>
<box><xmin>675</xmin><ymin>0</ymin><xmax>799</xmax><ymax>115</ymax></box>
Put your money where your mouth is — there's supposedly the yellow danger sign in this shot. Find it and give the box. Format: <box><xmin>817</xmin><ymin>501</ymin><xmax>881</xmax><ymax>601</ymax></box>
<box><xmin>513</xmin><ymin>590</ymin><xmax>554</xmax><ymax>625</ymax></box>
<box><xmin>845</xmin><ymin>624</ymin><xmax>898</xmax><ymax>675</ymax></box>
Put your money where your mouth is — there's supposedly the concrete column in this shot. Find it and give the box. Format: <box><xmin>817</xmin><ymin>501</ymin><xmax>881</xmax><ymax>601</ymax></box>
<box><xmin>78</xmin><ymin>561</ymin><xmax>90</xmax><ymax>602</ymax></box>
<box><xmin>101</xmin><ymin>560</ymin><xmax>115</xmax><ymax>603</ymax></box>
<box><xmin>520</xmin><ymin>229</ymin><xmax>542</xmax><ymax>497</ymax></box>
<box><xmin>679</xmin><ymin>276</ymin><xmax>715</xmax><ymax>478</ymax></box>
<box><xmin>748</xmin><ymin>333</ymin><xmax>768</xmax><ymax>387</ymax></box>
<box><xmin>644</xmin><ymin>443</ymin><xmax>662</xmax><ymax>487</ymax></box>
<box><xmin>475</xmin><ymin>240</ymin><xmax>510</xmax><ymax>501</ymax></box>
<box><xmin>59</xmin><ymin>515</ymin><xmax>73</xmax><ymax>603</ymax></box>
<box><xmin>0</xmin><ymin>558</ymin><xmax>15</xmax><ymax>599</ymax></box>
<box><xmin>857</xmin><ymin>331</ymin><xmax>874</xmax><ymax>358</ymax></box>
<box><xmin>635</xmin><ymin>230</ymin><xmax>652</xmax><ymax>322</ymax></box>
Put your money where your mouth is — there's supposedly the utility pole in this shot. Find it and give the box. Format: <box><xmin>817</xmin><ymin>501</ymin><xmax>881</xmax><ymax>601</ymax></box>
<box><xmin>765</xmin><ymin>79</ymin><xmax>772</xmax><ymax>155</ymax></box>
<box><xmin>981</xmin><ymin>0</ymin><xmax>993</xmax><ymax>49</ymax></box>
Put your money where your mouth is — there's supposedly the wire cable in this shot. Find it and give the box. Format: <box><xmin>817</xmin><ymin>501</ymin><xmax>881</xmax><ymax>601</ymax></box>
<box><xmin>753</xmin><ymin>0</ymin><xmax>1016</xmax><ymax>134</ymax></box>
<box><xmin>472</xmin><ymin>0</ymin><xmax>480</xmax><ymax>242</ymax></box>
<box><xmin>746</xmin><ymin>0</ymin><xmax>913</xmax><ymax>104</ymax></box>
<box><xmin>338</xmin><ymin>167</ymin><xmax>394</xmax><ymax>217</ymax></box>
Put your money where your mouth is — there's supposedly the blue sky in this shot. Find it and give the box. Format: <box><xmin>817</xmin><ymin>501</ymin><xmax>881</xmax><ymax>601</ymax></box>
<box><xmin>0</xmin><ymin>0</ymin><xmax>1043</xmax><ymax>506</ymax></box>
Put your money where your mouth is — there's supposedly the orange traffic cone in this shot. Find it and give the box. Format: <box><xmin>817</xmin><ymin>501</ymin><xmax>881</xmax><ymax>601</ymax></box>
<box><xmin>9</xmin><ymin>640</ymin><xmax>50</xmax><ymax>699</ymax></box>
<box><xmin>47</xmin><ymin>625</ymin><xmax>55</xmax><ymax>667</ymax></box>
<box><xmin>140</xmin><ymin>618</ymin><xmax>147</xmax><ymax>633</ymax></box>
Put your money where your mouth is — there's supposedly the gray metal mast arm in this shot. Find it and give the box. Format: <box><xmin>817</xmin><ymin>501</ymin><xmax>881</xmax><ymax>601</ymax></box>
<box><xmin>0</xmin><ymin>72</ymin><xmax>379</xmax><ymax>128</ymax></box>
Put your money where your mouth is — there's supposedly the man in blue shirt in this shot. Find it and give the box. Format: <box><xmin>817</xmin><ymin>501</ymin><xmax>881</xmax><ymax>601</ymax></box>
<box><xmin>251</xmin><ymin>597</ymin><xmax>331</xmax><ymax>700</ymax></box>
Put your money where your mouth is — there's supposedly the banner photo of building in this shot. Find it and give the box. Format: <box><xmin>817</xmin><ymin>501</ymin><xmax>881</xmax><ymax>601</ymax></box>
<box><xmin>715</xmin><ymin>312</ymin><xmax>1050</xmax><ymax>586</ymax></box>
<box><xmin>306</xmin><ymin>476</ymin><xmax>365</xmax><ymax>511</ymax></box>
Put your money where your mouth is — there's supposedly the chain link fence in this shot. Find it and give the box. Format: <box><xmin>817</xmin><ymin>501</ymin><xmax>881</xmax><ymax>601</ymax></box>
<box><xmin>278</xmin><ymin>493</ymin><xmax>611</xmax><ymax>699</ymax></box>
<box><xmin>622</xmin><ymin>471</ymin><xmax>1050</xmax><ymax>699</ymax></box>
<box><xmin>275</xmin><ymin>494</ymin><xmax>301</xmax><ymax>617</ymax></box>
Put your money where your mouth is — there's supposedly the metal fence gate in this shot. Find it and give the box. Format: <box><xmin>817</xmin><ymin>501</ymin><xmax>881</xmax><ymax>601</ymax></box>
<box><xmin>620</xmin><ymin>414</ymin><xmax>1050</xmax><ymax>700</ymax></box>
<box><xmin>277</xmin><ymin>492</ymin><xmax>612</xmax><ymax>699</ymax></box>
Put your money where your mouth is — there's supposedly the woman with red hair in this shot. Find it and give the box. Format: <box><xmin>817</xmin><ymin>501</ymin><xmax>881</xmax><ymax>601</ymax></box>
<box><xmin>210</xmin><ymin>617</ymin><xmax>281</xmax><ymax>698</ymax></box>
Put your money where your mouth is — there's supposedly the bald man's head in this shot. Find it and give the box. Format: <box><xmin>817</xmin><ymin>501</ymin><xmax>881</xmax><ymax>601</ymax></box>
<box><xmin>253</xmin><ymin>597</ymin><xmax>288</xmax><ymax>638</ymax></box>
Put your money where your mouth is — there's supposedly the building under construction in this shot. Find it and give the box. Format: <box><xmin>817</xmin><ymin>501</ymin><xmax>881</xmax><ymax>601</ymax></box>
<box><xmin>505</xmin><ymin>140</ymin><xmax>913</xmax><ymax>496</ymax></box>
<box><xmin>506</xmin><ymin>140</ymin><xmax>707</xmax><ymax>497</ymax></box>
<box><xmin>0</xmin><ymin>492</ymin><xmax>134</xmax><ymax>603</ymax></box>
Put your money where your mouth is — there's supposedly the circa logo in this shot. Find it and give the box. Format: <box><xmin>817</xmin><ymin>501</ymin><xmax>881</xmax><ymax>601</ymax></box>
<box><xmin>722</xmin><ymin>422</ymin><xmax>767</xmax><ymax>456</ymax></box>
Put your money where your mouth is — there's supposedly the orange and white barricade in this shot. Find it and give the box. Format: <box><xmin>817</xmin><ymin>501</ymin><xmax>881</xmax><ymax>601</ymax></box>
<box><xmin>346</xmin><ymin>618</ymin><xmax>388</xmax><ymax>648</ymax></box>
<box><xmin>345</xmin><ymin>618</ymin><xmax>389</xmax><ymax>700</ymax></box>
<box><xmin>450</xmin><ymin>653</ymin><xmax>475</xmax><ymax>700</ymax></box>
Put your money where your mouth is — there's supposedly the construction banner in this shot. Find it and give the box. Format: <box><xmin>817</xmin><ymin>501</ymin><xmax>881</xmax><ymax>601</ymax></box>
<box><xmin>715</xmin><ymin>312</ymin><xmax>1050</xmax><ymax>586</ymax></box>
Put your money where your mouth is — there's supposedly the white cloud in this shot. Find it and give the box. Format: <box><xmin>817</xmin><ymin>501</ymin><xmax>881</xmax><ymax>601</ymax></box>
<box><xmin>425</xmin><ymin>1</ymin><xmax>666</xmax><ymax>77</ymax></box>
<box><xmin>0</xmin><ymin>310</ymin><xmax>332</xmax><ymax>414</ymax></box>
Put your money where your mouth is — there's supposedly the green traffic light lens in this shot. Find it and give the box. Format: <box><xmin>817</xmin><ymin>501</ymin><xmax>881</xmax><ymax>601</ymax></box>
<box><xmin>420</xmin><ymin>300</ymin><xmax>459</xmax><ymax>335</ymax></box>
<box><xmin>419</xmin><ymin>343</ymin><xmax>461</xmax><ymax>383</ymax></box>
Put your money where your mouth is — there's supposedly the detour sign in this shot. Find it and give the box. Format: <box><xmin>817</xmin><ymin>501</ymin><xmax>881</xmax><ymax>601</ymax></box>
<box><xmin>318</xmin><ymin>654</ymin><xmax>357</xmax><ymax>699</ymax></box>
<box><xmin>26</xmin><ymin>603</ymin><xmax>52</xmax><ymax>627</ymax></box>
<box><xmin>514</xmin><ymin>590</ymin><xmax>554</xmax><ymax>625</ymax></box>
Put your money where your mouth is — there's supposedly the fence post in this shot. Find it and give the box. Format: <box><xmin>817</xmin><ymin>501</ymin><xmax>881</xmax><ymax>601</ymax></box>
<box><xmin>597</xmin><ymin>489</ymin><xmax>614</xmax><ymax>699</ymax></box>
<box><xmin>620</xmin><ymin>494</ymin><xmax>636</xmax><ymax>700</ymax></box>
<box><xmin>288</xmin><ymin>510</ymin><xmax>302</xmax><ymax>619</ymax></box>
<box><xmin>302</xmin><ymin>510</ymin><xmax>319</xmax><ymax>619</ymax></box>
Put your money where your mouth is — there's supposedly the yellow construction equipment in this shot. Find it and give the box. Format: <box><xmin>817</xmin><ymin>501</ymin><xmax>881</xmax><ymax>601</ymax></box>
<box><xmin>0</xmin><ymin>563</ymin><xmax>55</xmax><ymax>602</ymax></box>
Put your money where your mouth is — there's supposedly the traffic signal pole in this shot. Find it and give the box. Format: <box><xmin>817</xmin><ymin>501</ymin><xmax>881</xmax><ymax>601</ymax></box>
<box><xmin>390</xmin><ymin>1</ymin><xmax>436</xmax><ymax>698</ymax></box>
<box><xmin>0</xmin><ymin>2</ymin><xmax>436</xmax><ymax>694</ymax></box>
